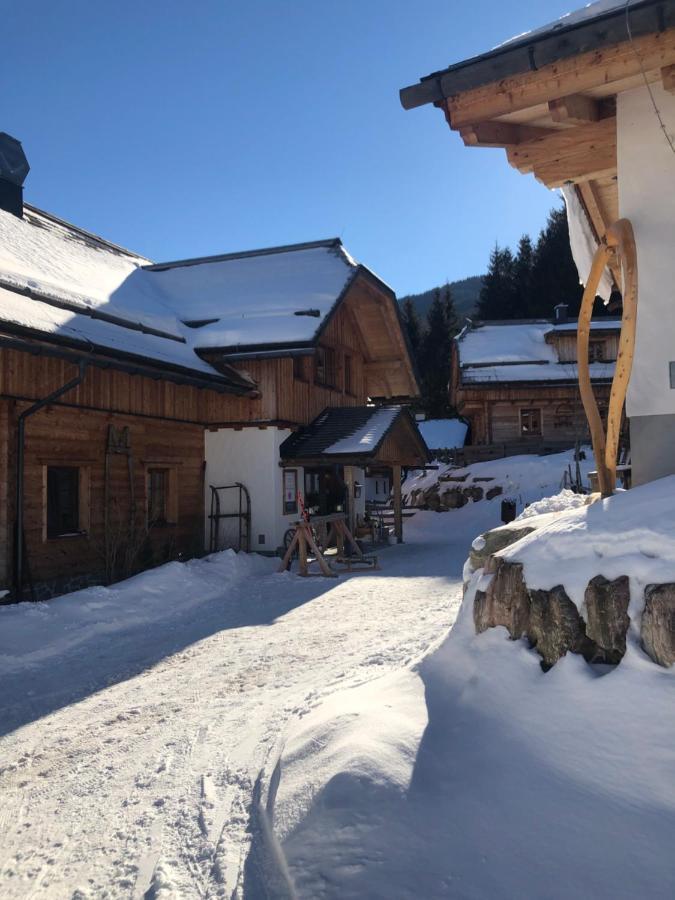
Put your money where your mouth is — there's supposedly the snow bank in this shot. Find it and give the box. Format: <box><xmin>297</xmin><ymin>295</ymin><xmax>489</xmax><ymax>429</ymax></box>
<box><xmin>517</xmin><ymin>487</ymin><xmax>590</xmax><ymax>519</ymax></box>
<box><xmin>0</xmin><ymin>549</ymin><xmax>275</xmax><ymax>675</ymax></box>
<box><xmin>498</xmin><ymin>475</ymin><xmax>675</xmax><ymax>615</ymax></box>
<box><xmin>272</xmin><ymin>536</ymin><xmax>675</xmax><ymax>899</ymax></box>
<box><xmin>404</xmin><ymin>446</ymin><xmax>595</xmax><ymax>512</ymax></box>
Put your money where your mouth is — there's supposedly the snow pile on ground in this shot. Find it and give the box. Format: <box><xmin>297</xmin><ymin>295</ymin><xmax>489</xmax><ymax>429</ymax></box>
<box><xmin>404</xmin><ymin>446</ymin><xmax>595</xmax><ymax>513</ymax></box>
<box><xmin>1</xmin><ymin>505</ymin><xmax>477</xmax><ymax>899</ymax></box>
<box><xmin>0</xmin><ymin>549</ymin><xmax>274</xmax><ymax>675</ymax></box>
<box><xmin>500</xmin><ymin>475</ymin><xmax>675</xmax><ymax>612</ymax></box>
<box><xmin>517</xmin><ymin>487</ymin><xmax>590</xmax><ymax>519</ymax></box>
<box><xmin>269</xmin><ymin>495</ymin><xmax>675</xmax><ymax>899</ymax></box>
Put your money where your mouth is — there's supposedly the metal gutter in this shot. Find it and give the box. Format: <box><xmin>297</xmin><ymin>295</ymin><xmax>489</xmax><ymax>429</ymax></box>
<box><xmin>400</xmin><ymin>0</ymin><xmax>673</xmax><ymax>110</ymax></box>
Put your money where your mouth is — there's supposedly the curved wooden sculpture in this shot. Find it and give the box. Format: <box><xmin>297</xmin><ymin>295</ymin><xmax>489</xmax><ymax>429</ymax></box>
<box><xmin>577</xmin><ymin>219</ymin><xmax>638</xmax><ymax>497</ymax></box>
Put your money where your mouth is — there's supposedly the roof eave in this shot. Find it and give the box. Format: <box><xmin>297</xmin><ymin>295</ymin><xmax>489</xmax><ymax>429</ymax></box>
<box><xmin>400</xmin><ymin>0</ymin><xmax>669</xmax><ymax>110</ymax></box>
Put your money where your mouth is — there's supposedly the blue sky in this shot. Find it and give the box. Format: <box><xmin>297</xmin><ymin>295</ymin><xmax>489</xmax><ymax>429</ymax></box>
<box><xmin>3</xmin><ymin>0</ymin><xmax>575</xmax><ymax>296</ymax></box>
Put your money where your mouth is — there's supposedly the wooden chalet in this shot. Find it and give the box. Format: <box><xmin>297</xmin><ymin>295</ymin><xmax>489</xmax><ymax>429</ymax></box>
<box><xmin>401</xmin><ymin>0</ymin><xmax>675</xmax><ymax>489</ymax></box>
<box><xmin>452</xmin><ymin>311</ymin><xmax>622</xmax><ymax>448</ymax></box>
<box><xmin>0</xmin><ymin>138</ymin><xmax>422</xmax><ymax>600</ymax></box>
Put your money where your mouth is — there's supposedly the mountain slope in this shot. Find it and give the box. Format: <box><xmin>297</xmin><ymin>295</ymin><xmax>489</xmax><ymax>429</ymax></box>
<box><xmin>399</xmin><ymin>275</ymin><xmax>483</xmax><ymax>323</ymax></box>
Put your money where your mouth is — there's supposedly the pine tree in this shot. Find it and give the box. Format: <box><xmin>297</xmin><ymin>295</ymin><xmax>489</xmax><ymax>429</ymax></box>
<box><xmin>476</xmin><ymin>244</ymin><xmax>517</xmax><ymax>319</ymax></box>
<box><xmin>513</xmin><ymin>234</ymin><xmax>534</xmax><ymax>314</ymax></box>
<box><xmin>419</xmin><ymin>285</ymin><xmax>458</xmax><ymax>417</ymax></box>
<box><xmin>527</xmin><ymin>207</ymin><xmax>583</xmax><ymax>317</ymax></box>
<box><xmin>401</xmin><ymin>297</ymin><xmax>422</xmax><ymax>362</ymax></box>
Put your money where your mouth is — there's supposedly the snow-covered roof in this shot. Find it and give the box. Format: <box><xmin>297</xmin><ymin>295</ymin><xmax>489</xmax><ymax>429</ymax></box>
<box><xmin>326</xmin><ymin>407</ymin><xmax>401</xmax><ymax>454</ymax></box>
<box><xmin>146</xmin><ymin>241</ymin><xmax>358</xmax><ymax>351</ymax></box>
<box><xmin>457</xmin><ymin>320</ymin><xmax>620</xmax><ymax>384</ymax></box>
<box><xmin>497</xmin><ymin>1</ymin><xmax>633</xmax><ymax>50</ymax></box>
<box><xmin>459</xmin><ymin>323</ymin><xmax>557</xmax><ymax>366</ymax></box>
<box><xmin>280</xmin><ymin>405</ymin><xmax>429</xmax><ymax>462</ymax></box>
<box><xmin>417</xmin><ymin>418</ymin><xmax>468</xmax><ymax>449</ymax></box>
<box><xmin>0</xmin><ymin>205</ymin><xmax>373</xmax><ymax>385</ymax></box>
<box><xmin>462</xmin><ymin>361</ymin><xmax>615</xmax><ymax>384</ymax></box>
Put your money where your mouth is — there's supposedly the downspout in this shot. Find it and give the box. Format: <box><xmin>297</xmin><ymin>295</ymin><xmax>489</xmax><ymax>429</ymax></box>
<box><xmin>14</xmin><ymin>360</ymin><xmax>88</xmax><ymax>600</ymax></box>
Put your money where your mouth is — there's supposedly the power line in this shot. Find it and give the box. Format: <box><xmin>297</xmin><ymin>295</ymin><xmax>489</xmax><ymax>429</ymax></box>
<box><xmin>624</xmin><ymin>0</ymin><xmax>675</xmax><ymax>158</ymax></box>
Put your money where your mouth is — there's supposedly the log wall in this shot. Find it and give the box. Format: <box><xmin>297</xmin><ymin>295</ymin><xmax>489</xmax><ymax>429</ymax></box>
<box><xmin>2</xmin><ymin>398</ymin><xmax>205</xmax><ymax>596</ymax></box>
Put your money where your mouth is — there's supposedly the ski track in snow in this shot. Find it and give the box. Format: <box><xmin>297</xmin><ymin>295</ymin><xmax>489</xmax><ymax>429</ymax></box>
<box><xmin>0</xmin><ymin>510</ymin><xmax>485</xmax><ymax>899</ymax></box>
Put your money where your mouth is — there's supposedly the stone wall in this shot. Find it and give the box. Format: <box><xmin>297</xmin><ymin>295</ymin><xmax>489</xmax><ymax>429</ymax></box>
<box><xmin>468</xmin><ymin>521</ymin><xmax>675</xmax><ymax>670</ymax></box>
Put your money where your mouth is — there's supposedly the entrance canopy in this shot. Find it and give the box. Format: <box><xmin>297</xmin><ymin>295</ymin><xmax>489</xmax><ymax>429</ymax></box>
<box><xmin>279</xmin><ymin>405</ymin><xmax>429</xmax><ymax>468</ymax></box>
<box><xmin>280</xmin><ymin>406</ymin><xmax>430</xmax><ymax>543</ymax></box>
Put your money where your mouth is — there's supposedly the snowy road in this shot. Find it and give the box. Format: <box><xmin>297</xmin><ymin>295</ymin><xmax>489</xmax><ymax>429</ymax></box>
<box><xmin>0</xmin><ymin>511</ymin><xmax>486</xmax><ymax>899</ymax></box>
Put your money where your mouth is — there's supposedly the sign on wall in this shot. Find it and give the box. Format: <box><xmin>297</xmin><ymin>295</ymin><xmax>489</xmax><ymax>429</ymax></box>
<box><xmin>283</xmin><ymin>469</ymin><xmax>298</xmax><ymax>515</ymax></box>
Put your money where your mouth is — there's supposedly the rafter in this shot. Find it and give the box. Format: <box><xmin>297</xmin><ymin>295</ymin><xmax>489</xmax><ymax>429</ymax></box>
<box><xmin>662</xmin><ymin>64</ymin><xmax>675</xmax><ymax>94</ymax></box>
<box><xmin>548</xmin><ymin>94</ymin><xmax>600</xmax><ymax>125</ymax></box>
<box><xmin>459</xmin><ymin>121</ymin><xmax>554</xmax><ymax>148</ymax></box>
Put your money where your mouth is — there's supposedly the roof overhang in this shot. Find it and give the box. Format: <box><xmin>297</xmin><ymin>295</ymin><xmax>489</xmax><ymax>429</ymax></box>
<box><xmin>400</xmin><ymin>0</ymin><xmax>673</xmax><ymax>110</ymax></box>
<box><xmin>400</xmin><ymin>0</ymin><xmax>675</xmax><ymax>271</ymax></box>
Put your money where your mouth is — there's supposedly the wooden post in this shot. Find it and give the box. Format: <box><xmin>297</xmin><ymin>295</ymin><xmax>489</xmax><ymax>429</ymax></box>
<box><xmin>343</xmin><ymin>466</ymin><xmax>357</xmax><ymax>535</ymax></box>
<box><xmin>576</xmin><ymin>218</ymin><xmax>637</xmax><ymax>498</ymax></box>
<box><xmin>393</xmin><ymin>464</ymin><xmax>403</xmax><ymax>544</ymax></box>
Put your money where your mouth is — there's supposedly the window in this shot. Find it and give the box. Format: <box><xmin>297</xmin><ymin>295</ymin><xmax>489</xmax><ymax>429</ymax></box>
<box><xmin>47</xmin><ymin>466</ymin><xmax>81</xmax><ymax>538</ymax></box>
<box><xmin>315</xmin><ymin>346</ymin><xmax>336</xmax><ymax>387</ymax></box>
<box><xmin>520</xmin><ymin>408</ymin><xmax>542</xmax><ymax>437</ymax></box>
<box><xmin>344</xmin><ymin>354</ymin><xmax>353</xmax><ymax>394</ymax></box>
<box><xmin>589</xmin><ymin>340</ymin><xmax>605</xmax><ymax>363</ymax></box>
<box><xmin>293</xmin><ymin>355</ymin><xmax>306</xmax><ymax>381</ymax></box>
<box><xmin>147</xmin><ymin>468</ymin><xmax>169</xmax><ymax>526</ymax></box>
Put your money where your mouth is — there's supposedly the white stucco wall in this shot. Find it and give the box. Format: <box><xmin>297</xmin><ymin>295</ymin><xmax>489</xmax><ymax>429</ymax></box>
<box><xmin>619</xmin><ymin>84</ymin><xmax>675</xmax><ymax>418</ymax></box>
<box><xmin>204</xmin><ymin>428</ymin><xmax>303</xmax><ymax>554</ymax></box>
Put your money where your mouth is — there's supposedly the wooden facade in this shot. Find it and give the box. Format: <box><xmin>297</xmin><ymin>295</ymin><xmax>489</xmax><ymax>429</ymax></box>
<box><xmin>451</xmin><ymin>326</ymin><xmax>617</xmax><ymax>448</ymax></box>
<box><xmin>1</xmin><ymin>270</ymin><xmax>419</xmax><ymax>598</ymax></box>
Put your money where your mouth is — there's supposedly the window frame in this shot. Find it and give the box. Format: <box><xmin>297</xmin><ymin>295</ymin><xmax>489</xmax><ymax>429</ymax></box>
<box><xmin>145</xmin><ymin>464</ymin><xmax>178</xmax><ymax>528</ymax></box>
<box><xmin>293</xmin><ymin>354</ymin><xmax>307</xmax><ymax>382</ymax></box>
<box><xmin>42</xmin><ymin>464</ymin><xmax>90</xmax><ymax>541</ymax></box>
<box><xmin>588</xmin><ymin>339</ymin><xmax>606</xmax><ymax>363</ymax></box>
<box><xmin>519</xmin><ymin>407</ymin><xmax>543</xmax><ymax>438</ymax></box>
<box><xmin>315</xmin><ymin>346</ymin><xmax>337</xmax><ymax>388</ymax></box>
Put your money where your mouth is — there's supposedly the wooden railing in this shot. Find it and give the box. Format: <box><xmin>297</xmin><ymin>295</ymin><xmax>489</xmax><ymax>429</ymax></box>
<box><xmin>577</xmin><ymin>219</ymin><xmax>638</xmax><ymax>497</ymax></box>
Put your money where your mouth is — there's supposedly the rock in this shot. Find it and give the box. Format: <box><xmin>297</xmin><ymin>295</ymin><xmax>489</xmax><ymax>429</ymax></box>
<box><xmin>642</xmin><ymin>584</ymin><xmax>675</xmax><ymax>667</ymax></box>
<box><xmin>468</xmin><ymin>525</ymin><xmax>536</xmax><ymax>573</ymax></box>
<box><xmin>439</xmin><ymin>473</ymin><xmax>469</xmax><ymax>483</ymax></box>
<box><xmin>462</xmin><ymin>485</ymin><xmax>484</xmax><ymax>503</ymax></box>
<box><xmin>425</xmin><ymin>492</ymin><xmax>441</xmax><ymax>511</ymax></box>
<box><xmin>441</xmin><ymin>489</ymin><xmax>467</xmax><ymax>510</ymax></box>
<box><xmin>584</xmin><ymin>575</ymin><xmax>630</xmax><ymax>664</ymax></box>
<box><xmin>472</xmin><ymin>477</ymin><xmax>495</xmax><ymax>483</ymax></box>
<box><xmin>474</xmin><ymin>558</ymin><xmax>530</xmax><ymax>640</ymax></box>
<box><xmin>527</xmin><ymin>585</ymin><xmax>592</xmax><ymax>670</ymax></box>
<box><xmin>486</xmin><ymin>486</ymin><xmax>503</xmax><ymax>500</ymax></box>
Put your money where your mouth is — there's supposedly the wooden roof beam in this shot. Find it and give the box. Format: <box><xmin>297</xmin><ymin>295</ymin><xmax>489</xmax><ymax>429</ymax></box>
<box><xmin>506</xmin><ymin>117</ymin><xmax>616</xmax><ymax>180</ymax></box>
<box><xmin>662</xmin><ymin>64</ymin><xmax>675</xmax><ymax>93</ymax></box>
<box><xmin>444</xmin><ymin>28</ymin><xmax>675</xmax><ymax>129</ymax></box>
<box><xmin>548</xmin><ymin>94</ymin><xmax>600</xmax><ymax>125</ymax></box>
<box><xmin>459</xmin><ymin>121</ymin><xmax>554</xmax><ymax>148</ymax></box>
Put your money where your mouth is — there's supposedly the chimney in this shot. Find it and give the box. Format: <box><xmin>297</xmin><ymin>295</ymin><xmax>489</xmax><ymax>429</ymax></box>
<box><xmin>0</xmin><ymin>132</ymin><xmax>30</xmax><ymax>218</ymax></box>
<box><xmin>554</xmin><ymin>303</ymin><xmax>569</xmax><ymax>324</ymax></box>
